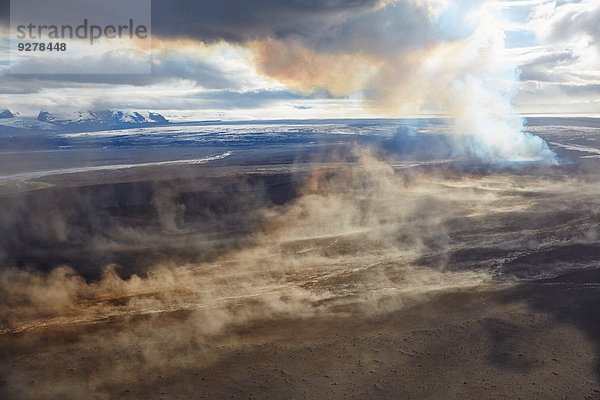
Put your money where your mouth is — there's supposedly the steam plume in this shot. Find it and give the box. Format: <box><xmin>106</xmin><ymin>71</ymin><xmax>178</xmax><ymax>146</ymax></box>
<box><xmin>249</xmin><ymin>1</ymin><xmax>558</xmax><ymax>165</ymax></box>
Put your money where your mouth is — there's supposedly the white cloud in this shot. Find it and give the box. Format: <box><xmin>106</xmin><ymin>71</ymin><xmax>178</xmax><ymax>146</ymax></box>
<box><xmin>497</xmin><ymin>0</ymin><xmax>600</xmax><ymax>115</ymax></box>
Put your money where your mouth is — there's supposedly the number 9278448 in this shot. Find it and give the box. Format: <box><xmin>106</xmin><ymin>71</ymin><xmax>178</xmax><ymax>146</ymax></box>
<box><xmin>17</xmin><ymin>42</ymin><xmax>67</xmax><ymax>52</ymax></box>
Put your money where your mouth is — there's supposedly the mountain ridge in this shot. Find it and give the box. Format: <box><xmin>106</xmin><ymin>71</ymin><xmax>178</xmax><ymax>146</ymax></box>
<box><xmin>37</xmin><ymin>110</ymin><xmax>169</xmax><ymax>129</ymax></box>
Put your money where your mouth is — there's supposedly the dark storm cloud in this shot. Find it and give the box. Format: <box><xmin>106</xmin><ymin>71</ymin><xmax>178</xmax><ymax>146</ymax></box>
<box><xmin>150</xmin><ymin>0</ymin><xmax>457</xmax><ymax>57</ymax></box>
<box><xmin>0</xmin><ymin>0</ymin><xmax>7</xmax><ymax>25</ymax></box>
<box><xmin>2</xmin><ymin>0</ymin><xmax>445</xmax><ymax>52</ymax></box>
<box><xmin>2</xmin><ymin>0</ymin><xmax>429</xmax><ymax>48</ymax></box>
<box><xmin>150</xmin><ymin>0</ymin><xmax>381</xmax><ymax>44</ymax></box>
<box><xmin>300</xmin><ymin>2</ymin><xmax>435</xmax><ymax>55</ymax></box>
<box><xmin>0</xmin><ymin>0</ymin><xmax>377</xmax><ymax>36</ymax></box>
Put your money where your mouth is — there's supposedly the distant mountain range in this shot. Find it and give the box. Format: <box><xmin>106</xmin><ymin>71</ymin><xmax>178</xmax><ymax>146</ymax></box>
<box><xmin>0</xmin><ymin>109</ymin><xmax>169</xmax><ymax>131</ymax></box>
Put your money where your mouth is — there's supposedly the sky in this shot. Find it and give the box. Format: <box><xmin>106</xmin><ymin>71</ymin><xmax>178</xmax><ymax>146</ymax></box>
<box><xmin>0</xmin><ymin>0</ymin><xmax>598</xmax><ymax>120</ymax></box>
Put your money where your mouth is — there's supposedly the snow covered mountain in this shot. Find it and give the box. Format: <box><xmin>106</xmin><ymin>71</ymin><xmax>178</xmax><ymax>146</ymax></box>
<box><xmin>0</xmin><ymin>109</ymin><xmax>16</xmax><ymax>119</ymax></box>
<box><xmin>0</xmin><ymin>109</ymin><xmax>58</xmax><ymax>131</ymax></box>
<box><xmin>0</xmin><ymin>110</ymin><xmax>170</xmax><ymax>132</ymax></box>
<box><xmin>36</xmin><ymin>110</ymin><xmax>169</xmax><ymax>130</ymax></box>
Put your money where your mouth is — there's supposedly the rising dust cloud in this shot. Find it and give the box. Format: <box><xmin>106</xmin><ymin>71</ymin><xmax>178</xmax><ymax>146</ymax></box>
<box><xmin>1</xmin><ymin>142</ymin><xmax>598</xmax><ymax>398</ymax></box>
<box><xmin>2</xmin><ymin>148</ymin><xmax>594</xmax><ymax>339</ymax></box>
<box><xmin>0</xmin><ymin>151</ymin><xmax>495</xmax><ymax>336</ymax></box>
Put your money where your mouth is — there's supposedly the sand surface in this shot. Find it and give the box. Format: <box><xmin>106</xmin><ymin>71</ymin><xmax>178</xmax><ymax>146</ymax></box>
<box><xmin>1</xmin><ymin>272</ymin><xmax>600</xmax><ymax>399</ymax></box>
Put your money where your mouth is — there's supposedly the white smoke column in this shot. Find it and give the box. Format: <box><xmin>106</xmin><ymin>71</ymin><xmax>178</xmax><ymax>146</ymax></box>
<box><xmin>247</xmin><ymin>0</ymin><xmax>559</xmax><ymax>165</ymax></box>
<box><xmin>440</xmin><ymin>2</ymin><xmax>558</xmax><ymax>165</ymax></box>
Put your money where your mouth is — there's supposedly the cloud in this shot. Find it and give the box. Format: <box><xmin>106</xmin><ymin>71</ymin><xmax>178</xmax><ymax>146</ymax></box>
<box><xmin>0</xmin><ymin>40</ymin><xmax>271</xmax><ymax>91</ymax></box>
<box><xmin>151</xmin><ymin>0</ymin><xmax>382</xmax><ymax>43</ymax></box>
<box><xmin>507</xmin><ymin>0</ymin><xmax>599</xmax><ymax>114</ymax></box>
<box><xmin>248</xmin><ymin>39</ymin><xmax>382</xmax><ymax>97</ymax></box>
<box><xmin>518</xmin><ymin>50</ymin><xmax>575</xmax><ymax>82</ymax></box>
<box><xmin>0</xmin><ymin>0</ymin><xmax>7</xmax><ymax>26</ymax></box>
<box><xmin>558</xmin><ymin>83</ymin><xmax>600</xmax><ymax>96</ymax></box>
<box><xmin>529</xmin><ymin>0</ymin><xmax>600</xmax><ymax>47</ymax></box>
<box><xmin>189</xmin><ymin>89</ymin><xmax>313</xmax><ymax>109</ymax></box>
